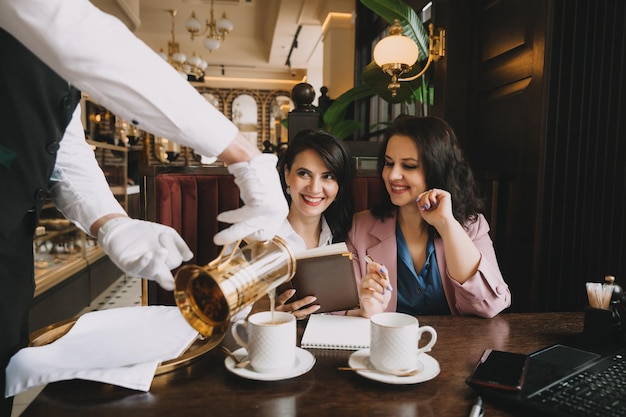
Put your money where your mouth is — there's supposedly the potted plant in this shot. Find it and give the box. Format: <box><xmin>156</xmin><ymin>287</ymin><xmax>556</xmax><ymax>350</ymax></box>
<box><xmin>323</xmin><ymin>0</ymin><xmax>433</xmax><ymax>140</ymax></box>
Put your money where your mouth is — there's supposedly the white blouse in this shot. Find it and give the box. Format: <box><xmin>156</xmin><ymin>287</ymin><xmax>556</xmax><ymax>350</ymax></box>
<box><xmin>276</xmin><ymin>216</ymin><xmax>333</xmax><ymax>255</ymax></box>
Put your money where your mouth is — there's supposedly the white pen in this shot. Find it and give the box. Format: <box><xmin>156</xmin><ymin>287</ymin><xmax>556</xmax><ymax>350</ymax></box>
<box><xmin>468</xmin><ymin>396</ymin><xmax>484</xmax><ymax>417</ymax></box>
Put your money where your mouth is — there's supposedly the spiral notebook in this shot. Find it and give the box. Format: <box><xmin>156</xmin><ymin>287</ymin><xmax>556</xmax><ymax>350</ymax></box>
<box><xmin>301</xmin><ymin>314</ymin><xmax>370</xmax><ymax>350</ymax></box>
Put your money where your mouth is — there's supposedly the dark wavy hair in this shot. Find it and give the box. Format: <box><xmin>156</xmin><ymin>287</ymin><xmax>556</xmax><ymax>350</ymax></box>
<box><xmin>371</xmin><ymin>116</ymin><xmax>483</xmax><ymax>235</ymax></box>
<box><xmin>277</xmin><ymin>129</ymin><xmax>355</xmax><ymax>242</ymax></box>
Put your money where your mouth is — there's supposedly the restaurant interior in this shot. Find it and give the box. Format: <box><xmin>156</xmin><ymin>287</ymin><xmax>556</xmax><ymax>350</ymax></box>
<box><xmin>17</xmin><ymin>0</ymin><xmax>626</xmax><ymax>416</ymax></box>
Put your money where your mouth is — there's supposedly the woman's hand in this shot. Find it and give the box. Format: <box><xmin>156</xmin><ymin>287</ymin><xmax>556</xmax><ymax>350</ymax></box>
<box><xmin>249</xmin><ymin>289</ymin><xmax>319</xmax><ymax>320</ymax></box>
<box><xmin>276</xmin><ymin>289</ymin><xmax>320</xmax><ymax>319</ymax></box>
<box><xmin>416</xmin><ymin>187</ymin><xmax>482</xmax><ymax>284</ymax></box>
<box><xmin>416</xmin><ymin>188</ymin><xmax>454</xmax><ymax>229</ymax></box>
<box><xmin>357</xmin><ymin>261</ymin><xmax>392</xmax><ymax>318</ymax></box>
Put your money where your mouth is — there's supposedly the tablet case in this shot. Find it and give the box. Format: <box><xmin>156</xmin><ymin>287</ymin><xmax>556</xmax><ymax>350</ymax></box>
<box><xmin>280</xmin><ymin>252</ymin><xmax>360</xmax><ymax>313</ymax></box>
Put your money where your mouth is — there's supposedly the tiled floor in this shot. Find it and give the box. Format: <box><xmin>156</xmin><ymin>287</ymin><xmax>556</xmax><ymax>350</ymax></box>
<box><xmin>11</xmin><ymin>274</ymin><xmax>143</xmax><ymax>417</ymax></box>
<box><xmin>81</xmin><ymin>275</ymin><xmax>143</xmax><ymax>313</ymax></box>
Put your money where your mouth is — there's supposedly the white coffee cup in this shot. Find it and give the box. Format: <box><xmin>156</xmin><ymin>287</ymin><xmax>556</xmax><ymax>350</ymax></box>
<box><xmin>231</xmin><ymin>311</ymin><xmax>296</xmax><ymax>374</ymax></box>
<box><xmin>369</xmin><ymin>312</ymin><xmax>437</xmax><ymax>373</ymax></box>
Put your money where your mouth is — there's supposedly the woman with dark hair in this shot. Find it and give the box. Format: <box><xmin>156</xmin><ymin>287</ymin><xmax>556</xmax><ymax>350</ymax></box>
<box><xmin>247</xmin><ymin>129</ymin><xmax>355</xmax><ymax>319</ymax></box>
<box><xmin>347</xmin><ymin>116</ymin><xmax>510</xmax><ymax>319</ymax></box>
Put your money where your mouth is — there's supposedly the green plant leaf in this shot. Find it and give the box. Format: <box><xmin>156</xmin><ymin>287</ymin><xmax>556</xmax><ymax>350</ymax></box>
<box><xmin>323</xmin><ymin>84</ymin><xmax>374</xmax><ymax>128</ymax></box>
<box><xmin>330</xmin><ymin>120</ymin><xmax>364</xmax><ymax>140</ymax></box>
<box><xmin>360</xmin><ymin>0</ymin><xmax>429</xmax><ymax>60</ymax></box>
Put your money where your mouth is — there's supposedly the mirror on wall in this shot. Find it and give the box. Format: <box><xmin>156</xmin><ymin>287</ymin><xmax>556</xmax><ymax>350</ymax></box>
<box><xmin>269</xmin><ymin>95</ymin><xmax>294</xmax><ymax>147</ymax></box>
<box><xmin>195</xmin><ymin>92</ymin><xmax>223</xmax><ymax>164</ymax></box>
<box><xmin>192</xmin><ymin>87</ymin><xmax>293</xmax><ymax>158</ymax></box>
<box><xmin>231</xmin><ymin>93</ymin><xmax>259</xmax><ymax>149</ymax></box>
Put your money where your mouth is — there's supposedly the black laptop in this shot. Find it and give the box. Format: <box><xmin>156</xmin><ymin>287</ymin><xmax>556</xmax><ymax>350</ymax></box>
<box><xmin>468</xmin><ymin>343</ymin><xmax>626</xmax><ymax>417</ymax></box>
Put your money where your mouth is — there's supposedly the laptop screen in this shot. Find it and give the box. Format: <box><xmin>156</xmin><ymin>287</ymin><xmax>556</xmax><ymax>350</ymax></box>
<box><xmin>523</xmin><ymin>344</ymin><xmax>601</xmax><ymax>395</ymax></box>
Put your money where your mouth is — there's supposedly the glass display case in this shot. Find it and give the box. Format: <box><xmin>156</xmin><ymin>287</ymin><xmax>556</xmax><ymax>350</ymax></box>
<box><xmin>33</xmin><ymin>138</ymin><xmax>128</xmax><ymax>296</ymax></box>
<box><xmin>33</xmin><ymin>200</ymin><xmax>92</xmax><ymax>297</ymax></box>
<box><xmin>31</xmin><ymin>198</ymin><xmax>123</xmax><ymax>331</ymax></box>
<box><xmin>29</xmin><ymin>98</ymin><xmax>133</xmax><ymax>331</ymax></box>
<box><xmin>88</xmin><ymin>139</ymin><xmax>129</xmax><ymax>211</ymax></box>
<box><xmin>32</xmin><ymin>146</ymin><xmax>129</xmax><ymax>330</ymax></box>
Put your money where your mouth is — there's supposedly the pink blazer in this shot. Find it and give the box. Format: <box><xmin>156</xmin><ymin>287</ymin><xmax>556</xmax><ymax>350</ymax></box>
<box><xmin>347</xmin><ymin>210</ymin><xmax>511</xmax><ymax>318</ymax></box>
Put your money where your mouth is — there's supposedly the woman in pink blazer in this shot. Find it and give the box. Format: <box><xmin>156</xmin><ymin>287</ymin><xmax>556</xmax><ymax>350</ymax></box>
<box><xmin>346</xmin><ymin>116</ymin><xmax>510</xmax><ymax>318</ymax></box>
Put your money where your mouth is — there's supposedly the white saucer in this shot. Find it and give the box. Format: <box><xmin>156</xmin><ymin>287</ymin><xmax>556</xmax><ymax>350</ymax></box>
<box><xmin>224</xmin><ymin>347</ymin><xmax>315</xmax><ymax>381</ymax></box>
<box><xmin>348</xmin><ymin>349</ymin><xmax>440</xmax><ymax>384</ymax></box>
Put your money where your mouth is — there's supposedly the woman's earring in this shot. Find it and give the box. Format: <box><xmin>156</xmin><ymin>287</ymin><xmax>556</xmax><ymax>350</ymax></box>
<box><xmin>286</xmin><ymin>185</ymin><xmax>291</xmax><ymax>195</ymax></box>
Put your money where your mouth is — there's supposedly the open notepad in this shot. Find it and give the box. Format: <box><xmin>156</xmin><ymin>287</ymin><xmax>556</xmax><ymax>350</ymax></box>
<box><xmin>301</xmin><ymin>314</ymin><xmax>370</xmax><ymax>350</ymax></box>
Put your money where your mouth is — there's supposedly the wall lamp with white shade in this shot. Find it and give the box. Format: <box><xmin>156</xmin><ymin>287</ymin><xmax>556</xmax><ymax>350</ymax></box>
<box><xmin>373</xmin><ymin>19</ymin><xmax>446</xmax><ymax>97</ymax></box>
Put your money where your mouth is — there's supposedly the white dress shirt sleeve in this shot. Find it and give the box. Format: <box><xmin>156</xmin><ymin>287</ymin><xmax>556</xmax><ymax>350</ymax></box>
<box><xmin>49</xmin><ymin>106</ymin><xmax>126</xmax><ymax>234</ymax></box>
<box><xmin>0</xmin><ymin>0</ymin><xmax>237</xmax><ymax>158</ymax></box>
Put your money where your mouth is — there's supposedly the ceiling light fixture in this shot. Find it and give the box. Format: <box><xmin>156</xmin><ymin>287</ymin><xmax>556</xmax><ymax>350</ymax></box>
<box><xmin>373</xmin><ymin>19</ymin><xmax>446</xmax><ymax>97</ymax></box>
<box><xmin>185</xmin><ymin>0</ymin><xmax>234</xmax><ymax>53</ymax></box>
<box><xmin>159</xmin><ymin>9</ymin><xmax>208</xmax><ymax>81</ymax></box>
<box><xmin>284</xmin><ymin>25</ymin><xmax>302</xmax><ymax>69</ymax></box>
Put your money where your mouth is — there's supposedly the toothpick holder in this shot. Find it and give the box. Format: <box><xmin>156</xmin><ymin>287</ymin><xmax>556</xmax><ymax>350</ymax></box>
<box><xmin>583</xmin><ymin>307</ymin><xmax>621</xmax><ymax>347</ymax></box>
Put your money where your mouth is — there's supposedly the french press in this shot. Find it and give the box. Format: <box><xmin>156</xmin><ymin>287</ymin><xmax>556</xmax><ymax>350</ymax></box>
<box><xmin>173</xmin><ymin>236</ymin><xmax>296</xmax><ymax>338</ymax></box>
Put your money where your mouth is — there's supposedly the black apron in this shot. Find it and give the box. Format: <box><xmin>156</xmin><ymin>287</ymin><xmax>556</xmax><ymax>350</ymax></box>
<box><xmin>0</xmin><ymin>27</ymin><xmax>80</xmax><ymax>415</ymax></box>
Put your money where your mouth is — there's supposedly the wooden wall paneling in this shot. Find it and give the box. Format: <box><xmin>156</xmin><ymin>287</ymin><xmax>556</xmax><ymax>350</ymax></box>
<box><xmin>477</xmin><ymin>78</ymin><xmax>538</xmax><ymax>312</ymax></box>
<box><xmin>470</xmin><ymin>0</ymin><xmax>546</xmax><ymax>312</ymax></box>
<box><xmin>434</xmin><ymin>0</ymin><xmax>473</xmax><ymax>144</ymax></box>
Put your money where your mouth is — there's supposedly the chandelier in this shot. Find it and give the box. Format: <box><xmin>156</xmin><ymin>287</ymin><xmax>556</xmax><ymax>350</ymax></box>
<box><xmin>159</xmin><ymin>9</ymin><xmax>208</xmax><ymax>81</ymax></box>
<box><xmin>184</xmin><ymin>0</ymin><xmax>234</xmax><ymax>52</ymax></box>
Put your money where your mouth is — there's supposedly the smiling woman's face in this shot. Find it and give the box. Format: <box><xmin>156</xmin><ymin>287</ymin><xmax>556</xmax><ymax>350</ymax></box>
<box><xmin>284</xmin><ymin>148</ymin><xmax>339</xmax><ymax>220</ymax></box>
<box><xmin>382</xmin><ymin>134</ymin><xmax>428</xmax><ymax>207</ymax></box>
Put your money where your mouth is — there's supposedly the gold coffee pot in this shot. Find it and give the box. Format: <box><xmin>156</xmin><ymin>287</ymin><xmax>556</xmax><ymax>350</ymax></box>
<box><xmin>174</xmin><ymin>236</ymin><xmax>296</xmax><ymax>338</ymax></box>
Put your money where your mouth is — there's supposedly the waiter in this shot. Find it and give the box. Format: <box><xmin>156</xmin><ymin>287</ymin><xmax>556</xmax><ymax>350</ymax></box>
<box><xmin>0</xmin><ymin>1</ymin><xmax>288</xmax><ymax>415</ymax></box>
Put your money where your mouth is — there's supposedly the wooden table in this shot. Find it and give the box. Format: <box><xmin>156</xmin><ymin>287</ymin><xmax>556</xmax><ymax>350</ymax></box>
<box><xmin>20</xmin><ymin>312</ymin><xmax>586</xmax><ymax>417</ymax></box>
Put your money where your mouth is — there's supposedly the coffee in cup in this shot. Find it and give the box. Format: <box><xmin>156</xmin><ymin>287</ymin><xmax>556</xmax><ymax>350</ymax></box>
<box><xmin>231</xmin><ymin>311</ymin><xmax>296</xmax><ymax>373</ymax></box>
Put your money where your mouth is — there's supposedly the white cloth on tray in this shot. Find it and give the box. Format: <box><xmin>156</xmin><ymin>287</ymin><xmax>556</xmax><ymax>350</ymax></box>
<box><xmin>5</xmin><ymin>305</ymin><xmax>198</xmax><ymax>397</ymax></box>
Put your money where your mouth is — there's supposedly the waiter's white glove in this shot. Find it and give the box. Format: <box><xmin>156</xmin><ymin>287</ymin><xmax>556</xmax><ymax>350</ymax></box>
<box><xmin>214</xmin><ymin>154</ymin><xmax>288</xmax><ymax>245</ymax></box>
<box><xmin>97</xmin><ymin>217</ymin><xmax>193</xmax><ymax>290</ymax></box>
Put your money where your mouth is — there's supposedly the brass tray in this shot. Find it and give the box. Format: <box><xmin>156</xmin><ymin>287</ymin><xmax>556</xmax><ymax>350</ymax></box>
<box><xmin>29</xmin><ymin>316</ymin><xmax>224</xmax><ymax>375</ymax></box>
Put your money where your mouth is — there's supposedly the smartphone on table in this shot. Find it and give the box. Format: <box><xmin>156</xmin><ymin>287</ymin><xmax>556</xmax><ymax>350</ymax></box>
<box><xmin>466</xmin><ymin>349</ymin><xmax>529</xmax><ymax>392</ymax></box>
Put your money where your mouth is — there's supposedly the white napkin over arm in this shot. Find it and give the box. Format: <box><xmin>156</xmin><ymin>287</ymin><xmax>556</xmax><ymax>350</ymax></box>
<box><xmin>5</xmin><ymin>306</ymin><xmax>199</xmax><ymax>397</ymax></box>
